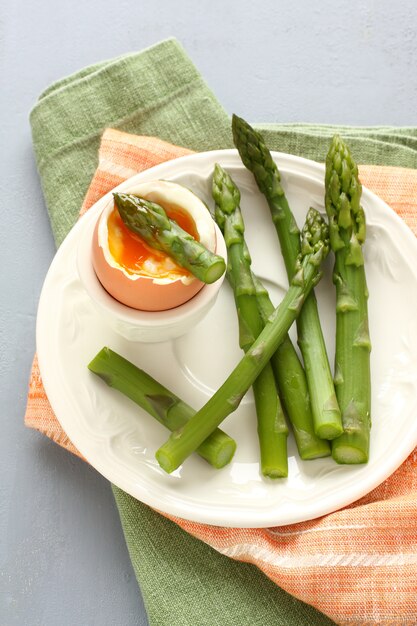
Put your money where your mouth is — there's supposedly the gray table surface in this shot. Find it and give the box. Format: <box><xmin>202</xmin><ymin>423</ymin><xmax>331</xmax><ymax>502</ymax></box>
<box><xmin>1</xmin><ymin>1</ymin><xmax>416</xmax><ymax>625</ymax></box>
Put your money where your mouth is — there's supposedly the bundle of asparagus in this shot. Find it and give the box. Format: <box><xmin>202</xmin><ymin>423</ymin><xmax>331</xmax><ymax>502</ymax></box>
<box><xmin>211</xmin><ymin>163</ymin><xmax>329</xmax><ymax>473</ymax></box>
<box><xmin>88</xmin><ymin>123</ymin><xmax>371</xmax><ymax>477</ymax></box>
<box><xmin>155</xmin><ymin>207</ymin><xmax>330</xmax><ymax>473</ymax></box>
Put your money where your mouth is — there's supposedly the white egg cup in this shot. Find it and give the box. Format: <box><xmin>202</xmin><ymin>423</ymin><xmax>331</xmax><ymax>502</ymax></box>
<box><xmin>77</xmin><ymin>202</ymin><xmax>227</xmax><ymax>343</ymax></box>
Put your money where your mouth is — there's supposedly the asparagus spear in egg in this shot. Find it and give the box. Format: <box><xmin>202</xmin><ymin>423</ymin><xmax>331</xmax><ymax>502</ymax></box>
<box><xmin>113</xmin><ymin>193</ymin><xmax>226</xmax><ymax>284</ymax></box>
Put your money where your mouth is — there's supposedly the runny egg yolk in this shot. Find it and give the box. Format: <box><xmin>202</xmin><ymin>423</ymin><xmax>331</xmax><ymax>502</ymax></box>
<box><xmin>107</xmin><ymin>202</ymin><xmax>200</xmax><ymax>279</ymax></box>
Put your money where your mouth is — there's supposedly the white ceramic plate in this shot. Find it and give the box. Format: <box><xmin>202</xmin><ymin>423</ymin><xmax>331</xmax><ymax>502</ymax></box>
<box><xmin>37</xmin><ymin>150</ymin><xmax>417</xmax><ymax>528</ymax></box>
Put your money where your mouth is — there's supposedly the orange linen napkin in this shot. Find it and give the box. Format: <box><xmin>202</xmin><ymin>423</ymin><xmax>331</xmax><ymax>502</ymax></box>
<box><xmin>26</xmin><ymin>128</ymin><xmax>417</xmax><ymax>626</ymax></box>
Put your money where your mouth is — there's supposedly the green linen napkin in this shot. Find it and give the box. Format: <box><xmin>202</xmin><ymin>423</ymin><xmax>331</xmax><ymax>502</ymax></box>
<box><xmin>29</xmin><ymin>38</ymin><xmax>417</xmax><ymax>626</ymax></box>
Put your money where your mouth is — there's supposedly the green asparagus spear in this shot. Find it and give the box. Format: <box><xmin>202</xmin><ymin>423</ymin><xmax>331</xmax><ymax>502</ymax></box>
<box><xmin>155</xmin><ymin>208</ymin><xmax>330</xmax><ymax>474</ymax></box>
<box><xmin>113</xmin><ymin>193</ymin><xmax>226</xmax><ymax>284</ymax></box>
<box><xmin>252</xmin><ymin>274</ymin><xmax>330</xmax><ymax>459</ymax></box>
<box><xmin>232</xmin><ymin>115</ymin><xmax>342</xmax><ymax>440</ymax></box>
<box><xmin>325</xmin><ymin>136</ymin><xmax>371</xmax><ymax>464</ymax></box>
<box><xmin>212</xmin><ymin>163</ymin><xmax>288</xmax><ymax>478</ymax></box>
<box><xmin>88</xmin><ymin>347</ymin><xmax>236</xmax><ymax>469</ymax></box>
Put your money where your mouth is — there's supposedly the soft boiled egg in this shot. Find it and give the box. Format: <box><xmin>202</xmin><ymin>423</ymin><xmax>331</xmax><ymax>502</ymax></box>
<box><xmin>91</xmin><ymin>180</ymin><xmax>219</xmax><ymax>311</ymax></box>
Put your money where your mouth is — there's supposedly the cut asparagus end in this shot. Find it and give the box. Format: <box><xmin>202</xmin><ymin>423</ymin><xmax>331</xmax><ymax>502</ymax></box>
<box><xmin>204</xmin><ymin>258</ymin><xmax>227</xmax><ymax>284</ymax></box>
<box><xmin>332</xmin><ymin>429</ymin><xmax>370</xmax><ymax>464</ymax></box>
<box><xmin>200</xmin><ymin>436</ymin><xmax>237</xmax><ymax>469</ymax></box>
<box><xmin>293</xmin><ymin>427</ymin><xmax>331</xmax><ymax>460</ymax></box>
<box><xmin>261</xmin><ymin>434</ymin><xmax>288</xmax><ymax>479</ymax></box>
<box><xmin>155</xmin><ymin>449</ymin><xmax>178</xmax><ymax>474</ymax></box>
<box><xmin>315</xmin><ymin>407</ymin><xmax>344</xmax><ymax>440</ymax></box>
<box><xmin>315</xmin><ymin>424</ymin><xmax>344</xmax><ymax>440</ymax></box>
<box><xmin>332</xmin><ymin>444</ymin><xmax>369</xmax><ymax>465</ymax></box>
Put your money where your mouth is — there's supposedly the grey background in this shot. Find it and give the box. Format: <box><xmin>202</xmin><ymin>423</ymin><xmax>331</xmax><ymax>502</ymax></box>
<box><xmin>1</xmin><ymin>1</ymin><xmax>416</xmax><ymax>625</ymax></box>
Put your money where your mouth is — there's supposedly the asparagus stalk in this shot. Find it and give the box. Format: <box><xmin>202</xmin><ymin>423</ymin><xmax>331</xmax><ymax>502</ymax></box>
<box><xmin>88</xmin><ymin>347</ymin><xmax>236</xmax><ymax>469</ymax></box>
<box><xmin>252</xmin><ymin>274</ymin><xmax>330</xmax><ymax>459</ymax></box>
<box><xmin>212</xmin><ymin>163</ymin><xmax>288</xmax><ymax>478</ymax></box>
<box><xmin>155</xmin><ymin>208</ymin><xmax>330</xmax><ymax>473</ymax></box>
<box><xmin>325</xmin><ymin>136</ymin><xmax>371</xmax><ymax>464</ymax></box>
<box><xmin>113</xmin><ymin>193</ymin><xmax>226</xmax><ymax>284</ymax></box>
<box><xmin>232</xmin><ymin>115</ymin><xmax>342</xmax><ymax>440</ymax></box>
